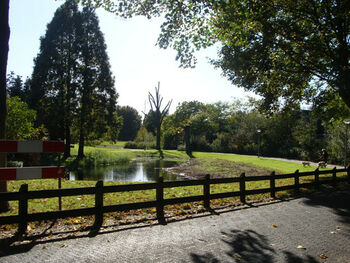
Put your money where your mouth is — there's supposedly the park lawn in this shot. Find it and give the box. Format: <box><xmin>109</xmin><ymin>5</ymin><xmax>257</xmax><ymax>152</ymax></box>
<box><xmin>1</xmin><ymin>147</ymin><xmax>346</xmax><ymax>233</ymax></box>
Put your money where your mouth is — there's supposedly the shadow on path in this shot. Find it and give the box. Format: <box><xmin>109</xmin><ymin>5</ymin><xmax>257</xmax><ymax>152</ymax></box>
<box><xmin>190</xmin><ymin>229</ymin><xmax>318</xmax><ymax>263</ymax></box>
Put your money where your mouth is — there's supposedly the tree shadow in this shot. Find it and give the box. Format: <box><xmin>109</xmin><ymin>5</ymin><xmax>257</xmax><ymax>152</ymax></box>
<box><xmin>190</xmin><ymin>229</ymin><xmax>318</xmax><ymax>263</ymax></box>
<box><xmin>302</xmin><ymin>190</ymin><xmax>350</xmax><ymax>227</ymax></box>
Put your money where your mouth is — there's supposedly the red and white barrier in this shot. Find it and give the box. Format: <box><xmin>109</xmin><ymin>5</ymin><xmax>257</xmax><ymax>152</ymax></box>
<box><xmin>0</xmin><ymin>166</ymin><xmax>65</xmax><ymax>181</ymax></box>
<box><xmin>0</xmin><ymin>140</ymin><xmax>65</xmax><ymax>153</ymax></box>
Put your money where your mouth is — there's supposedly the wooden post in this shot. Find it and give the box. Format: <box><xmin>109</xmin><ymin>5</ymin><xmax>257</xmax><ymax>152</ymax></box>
<box><xmin>18</xmin><ymin>184</ymin><xmax>28</xmax><ymax>236</ymax></box>
<box><xmin>240</xmin><ymin>173</ymin><xmax>246</xmax><ymax>203</ymax></box>
<box><xmin>204</xmin><ymin>174</ymin><xmax>210</xmax><ymax>209</ymax></box>
<box><xmin>58</xmin><ymin>153</ymin><xmax>62</xmax><ymax>211</ymax></box>
<box><xmin>332</xmin><ymin>167</ymin><xmax>337</xmax><ymax>188</ymax></box>
<box><xmin>58</xmin><ymin>178</ymin><xmax>62</xmax><ymax>211</ymax></box>
<box><xmin>270</xmin><ymin>171</ymin><xmax>276</xmax><ymax>198</ymax></box>
<box><xmin>315</xmin><ymin>168</ymin><xmax>320</xmax><ymax>189</ymax></box>
<box><xmin>294</xmin><ymin>170</ymin><xmax>299</xmax><ymax>193</ymax></box>
<box><xmin>93</xmin><ymin>180</ymin><xmax>104</xmax><ymax>230</ymax></box>
<box><xmin>347</xmin><ymin>166</ymin><xmax>350</xmax><ymax>183</ymax></box>
<box><xmin>156</xmin><ymin>177</ymin><xmax>166</xmax><ymax>224</ymax></box>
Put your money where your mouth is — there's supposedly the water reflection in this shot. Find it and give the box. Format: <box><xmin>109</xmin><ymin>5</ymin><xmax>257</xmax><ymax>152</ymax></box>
<box><xmin>70</xmin><ymin>159</ymin><xmax>180</xmax><ymax>182</ymax></box>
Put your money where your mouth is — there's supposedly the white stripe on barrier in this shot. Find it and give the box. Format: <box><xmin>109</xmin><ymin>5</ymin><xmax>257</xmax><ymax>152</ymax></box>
<box><xmin>16</xmin><ymin>167</ymin><xmax>42</xmax><ymax>180</ymax></box>
<box><xmin>17</xmin><ymin>141</ymin><xmax>43</xmax><ymax>153</ymax></box>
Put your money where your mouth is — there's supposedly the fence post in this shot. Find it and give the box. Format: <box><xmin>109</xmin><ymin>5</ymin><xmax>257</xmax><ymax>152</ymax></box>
<box><xmin>156</xmin><ymin>177</ymin><xmax>166</xmax><ymax>224</ymax></box>
<box><xmin>332</xmin><ymin>167</ymin><xmax>337</xmax><ymax>188</ymax></box>
<box><xmin>93</xmin><ymin>180</ymin><xmax>104</xmax><ymax>230</ymax></box>
<box><xmin>18</xmin><ymin>184</ymin><xmax>28</xmax><ymax>236</ymax></box>
<box><xmin>347</xmin><ymin>166</ymin><xmax>350</xmax><ymax>184</ymax></box>
<box><xmin>315</xmin><ymin>168</ymin><xmax>320</xmax><ymax>189</ymax></box>
<box><xmin>270</xmin><ymin>171</ymin><xmax>276</xmax><ymax>198</ymax></box>
<box><xmin>204</xmin><ymin>174</ymin><xmax>210</xmax><ymax>209</ymax></box>
<box><xmin>240</xmin><ymin>173</ymin><xmax>246</xmax><ymax>203</ymax></box>
<box><xmin>294</xmin><ymin>170</ymin><xmax>300</xmax><ymax>193</ymax></box>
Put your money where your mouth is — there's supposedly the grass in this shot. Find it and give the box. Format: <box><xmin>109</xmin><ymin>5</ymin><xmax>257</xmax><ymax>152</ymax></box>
<box><xmin>1</xmin><ymin>146</ymin><xmax>348</xmax><ymax>235</ymax></box>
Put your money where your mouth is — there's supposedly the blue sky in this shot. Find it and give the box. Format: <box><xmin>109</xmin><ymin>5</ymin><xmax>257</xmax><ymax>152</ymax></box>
<box><xmin>8</xmin><ymin>0</ymin><xmax>254</xmax><ymax>114</ymax></box>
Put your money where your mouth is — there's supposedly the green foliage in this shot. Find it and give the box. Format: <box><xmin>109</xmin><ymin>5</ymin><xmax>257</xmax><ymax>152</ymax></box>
<box><xmin>7</xmin><ymin>96</ymin><xmax>47</xmax><ymax>140</ymax></box>
<box><xmin>30</xmin><ymin>0</ymin><xmax>118</xmax><ymax>157</ymax></box>
<box><xmin>124</xmin><ymin>126</ymin><xmax>156</xmax><ymax>149</ymax></box>
<box><xmin>117</xmin><ymin>106</ymin><xmax>142</xmax><ymax>141</ymax></box>
<box><xmin>79</xmin><ymin>0</ymin><xmax>350</xmax><ymax>111</ymax></box>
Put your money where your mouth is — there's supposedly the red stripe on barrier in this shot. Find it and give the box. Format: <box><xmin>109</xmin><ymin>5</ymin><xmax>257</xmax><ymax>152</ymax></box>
<box><xmin>42</xmin><ymin>167</ymin><xmax>65</xmax><ymax>178</ymax></box>
<box><xmin>0</xmin><ymin>141</ymin><xmax>18</xmax><ymax>152</ymax></box>
<box><xmin>0</xmin><ymin>168</ymin><xmax>17</xmax><ymax>180</ymax></box>
<box><xmin>43</xmin><ymin>141</ymin><xmax>65</xmax><ymax>153</ymax></box>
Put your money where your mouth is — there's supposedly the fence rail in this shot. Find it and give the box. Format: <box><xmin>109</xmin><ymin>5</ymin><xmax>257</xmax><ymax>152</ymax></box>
<box><xmin>0</xmin><ymin>167</ymin><xmax>349</xmax><ymax>235</ymax></box>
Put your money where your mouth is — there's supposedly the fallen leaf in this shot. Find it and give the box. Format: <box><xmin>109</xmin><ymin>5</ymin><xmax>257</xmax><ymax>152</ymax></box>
<box><xmin>272</xmin><ymin>224</ymin><xmax>278</xmax><ymax>228</ymax></box>
<box><xmin>60</xmin><ymin>244</ymin><xmax>67</xmax><ymax>248</ymax></box>
<box><xmin>336</xmin><ymin>226</ymin><xmax>341</xmax><ymax>230</ymax></box>
<box><xmin>297</xmin><ymin>245</ymin><xmax>306</xmax><ymax>249</ymax></box>
<box><xmin>320</xmin><ymin>253</ymin><xmax>328</xmax><ymax>259</ymax></box>
<box><xmin>330</xmin><ymin>231</ymin><xmax>336</xmax><ymax>234</ymax></box>
<box><xmin>234</xmin><ymin>254</ymin><xmax>242</xmax><ymax>260</ymax></box>
<box><xmin>42</xmin><ymin>245</ymin><xmax>47</xmax><ymax>249</ymax></box>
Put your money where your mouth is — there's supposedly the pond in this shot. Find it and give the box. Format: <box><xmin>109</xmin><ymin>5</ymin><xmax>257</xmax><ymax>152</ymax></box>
<box><xmin>69</xmin><ymin>159</ymin><xmax>182</xmax><ymax>182</ymax></box>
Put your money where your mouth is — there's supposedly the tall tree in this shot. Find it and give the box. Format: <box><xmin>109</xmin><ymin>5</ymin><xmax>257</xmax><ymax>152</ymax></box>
<box><xmin>0</xmin><ymin>0</ymin><xmax>10</xmax><ymax>212</ymax></box>
<box><xmin>148</xmin><ymin>82</ymin><xmax>172</xmax><ymax>150</ymax></box>
<box><xmin>117</xmin><ymin>106</ymin><xmax>142</xmax><ymax>141</ymax></box>
<box><xmin>30</xmin><ymin>0</ymin><xmax>81</xmax><ymax>157</ymax></box>
<box><xmin>76</xmin><ymin>6</ymin><xmax>118</xmax><ymax>157</ymax></box>
<box><xmin>30</xmin><ymin>1</ymin><xmax>118</xmax><ymax>158</ymax></box>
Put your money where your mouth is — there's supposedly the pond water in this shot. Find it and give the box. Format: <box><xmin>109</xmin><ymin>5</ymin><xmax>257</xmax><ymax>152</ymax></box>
<box><xmin>69</xmin><ymin>159</ymin><xmax>181</xmax><ymax>182</ymax></box>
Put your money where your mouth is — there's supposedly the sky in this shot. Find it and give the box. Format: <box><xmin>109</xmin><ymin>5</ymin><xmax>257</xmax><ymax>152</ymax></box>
<box><xmin>7</xmin><ymin>0</ymin><xmax>255</xmax><ymax>114</ymax></box>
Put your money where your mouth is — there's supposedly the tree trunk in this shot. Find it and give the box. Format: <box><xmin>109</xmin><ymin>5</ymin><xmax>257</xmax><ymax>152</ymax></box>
<box><xmin>78</xmin><ymin>99</ymin><xmax>86</xmax><ymax>158</ymax></box>
<box><xmin>156</xmin><ymin>124</ymin><xmax>161</xmax><ymax>150</ymax></box>
<box><xmin>0</xmin><ymin>0</ymin><xmax>10</xmax><ymax>212</ymax></box>
<box><xmin>338</xmin><ymin>70</ymin><xmax>350</xmax><ymax>110</ymax></box>
<box><xmin>64</xmin><ymin>123</ymin><xmax>71</xmax><ymax>158</ymax></box>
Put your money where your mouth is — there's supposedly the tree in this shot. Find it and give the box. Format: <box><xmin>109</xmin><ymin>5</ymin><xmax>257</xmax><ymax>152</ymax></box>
<box><xmin>30</xmin><ymin>1</ymin><xmax>118</xmax><ymax>158</ymax></box>
<box><xmin>76</xmin><ymin>6</ymin><xmax>119</xmax><ymax>157</ymax></box>
<box><xmin>0</xmin><ymin>0</ymin><xmax>10</xmax><ymax>212</ymax></box>
<box><xmin>30</xmin><ymin>0</ymin><xmax>81</xmax><ymax>157</ymax></box>
<box><xmin>7</xmin><ymin>97</ymin><xmax>36</xmax><ymax>140</ymax></box>
<box><xmin>148</xmin><ymin>82</ymin><xmax>172</xmax><ymax>150</ymax></box>
<box><xmin>117</xmin><ymin>106</ymin><xmax>142</xmax><ymax>141</ymax></box>
<box><xmin>211</xmin><ymin>0</ymin><xmax>350</xmax><ymax>112</ymax></box>
<box><xmin>76</xmin><ymin>0</ymin><xmax>350</xmax><ymax>112</ymax></box>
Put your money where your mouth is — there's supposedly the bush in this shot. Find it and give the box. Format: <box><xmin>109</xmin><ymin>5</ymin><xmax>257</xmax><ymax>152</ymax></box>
<box><xmin>124</xmin><ymin>141</ymin><xmax>156</xmax><ymax>150</ymax></box>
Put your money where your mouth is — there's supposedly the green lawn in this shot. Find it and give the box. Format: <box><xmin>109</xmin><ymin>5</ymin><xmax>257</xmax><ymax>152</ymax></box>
<box><xmin>1</xmin><ymin>146</ymin><xmax>346</xmax><ymax>232</ymax></box>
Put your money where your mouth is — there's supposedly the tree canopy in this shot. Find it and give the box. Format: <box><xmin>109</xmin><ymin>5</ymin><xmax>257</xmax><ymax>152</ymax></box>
<box><xmin>30</xmin><ymin>0</ymin><xmax>119</xmax><ymax>157</ymax></box>
<box><xmin>78</xmin><ymin>0</ymin><xmax>350</xmax><ymax>112</ymax></box>
<box><xmin>117</xmin><ymin>106</ymin><xmax>142</xmax><ymax>141</ymax></box>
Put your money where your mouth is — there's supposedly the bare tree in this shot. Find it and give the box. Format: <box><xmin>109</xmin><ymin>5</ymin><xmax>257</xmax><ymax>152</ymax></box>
<box><xmin>148</xmin><ymin>82</ymin><xmax>172</xmax><ymax>151</ymax></box>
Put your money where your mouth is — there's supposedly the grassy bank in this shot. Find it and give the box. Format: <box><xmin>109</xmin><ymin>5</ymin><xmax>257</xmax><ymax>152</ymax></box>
<box><xmin>1</xmin><ymin>146</ymin><xmax>347</xmax><ymax>235</ymax></box>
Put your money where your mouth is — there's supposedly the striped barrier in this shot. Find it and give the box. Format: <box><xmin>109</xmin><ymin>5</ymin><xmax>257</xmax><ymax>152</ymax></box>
<box><xmin>0</xmin><ymin>140</ymin><xmax>65</xmax><ymax>181</ymax></box>
<box><xmin>0</xmin><ymin>166</ymin><xmax>65</xmax><ymax>180</ymax></box>
<box><xmin>0</xmin><ymin>140</ymin><xmax>65</xmax><ymax>153</ymax></box>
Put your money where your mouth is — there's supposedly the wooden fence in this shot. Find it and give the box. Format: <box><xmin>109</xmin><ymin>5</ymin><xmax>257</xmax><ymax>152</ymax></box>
<box><xmin>0</xmin><ymin>166</ymin><xmax>349</xmax><ymax>235</ymax></box>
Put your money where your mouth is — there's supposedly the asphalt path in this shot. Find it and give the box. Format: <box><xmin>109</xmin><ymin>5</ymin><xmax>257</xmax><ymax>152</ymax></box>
<box><xmin>1</xmin><ymin>190</ymin><xmax>350</xmax><ymax>263</ymax></box>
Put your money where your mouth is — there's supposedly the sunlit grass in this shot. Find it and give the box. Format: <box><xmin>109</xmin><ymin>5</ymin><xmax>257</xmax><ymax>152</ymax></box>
<box><xmin>1</xmin><ymin>147</ymin><xmax>348</xmax><ymax>233</ymax></box>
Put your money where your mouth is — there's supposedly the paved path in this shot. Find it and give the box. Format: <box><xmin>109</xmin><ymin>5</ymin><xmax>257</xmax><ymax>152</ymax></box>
<box><xmin>1</xmin><ymin>190</ymin><xmax>350</xmax><ymax>263</ymax></box>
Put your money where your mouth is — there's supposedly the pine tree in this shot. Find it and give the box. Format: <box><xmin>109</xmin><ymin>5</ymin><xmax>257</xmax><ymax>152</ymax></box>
<box><xmin>76</xmin><ymin>6</ymin><xmax>119</xmax><ymax>157</ymax></box>
<box><xmin>30</xmin><ymin>0</ymin><xmax>119</xmax><ymax>158</ymax></box>
<box><xmin>30</xmin><ymin>0</ymin><xmax>81</xmax><ymax>157</ymax></box>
